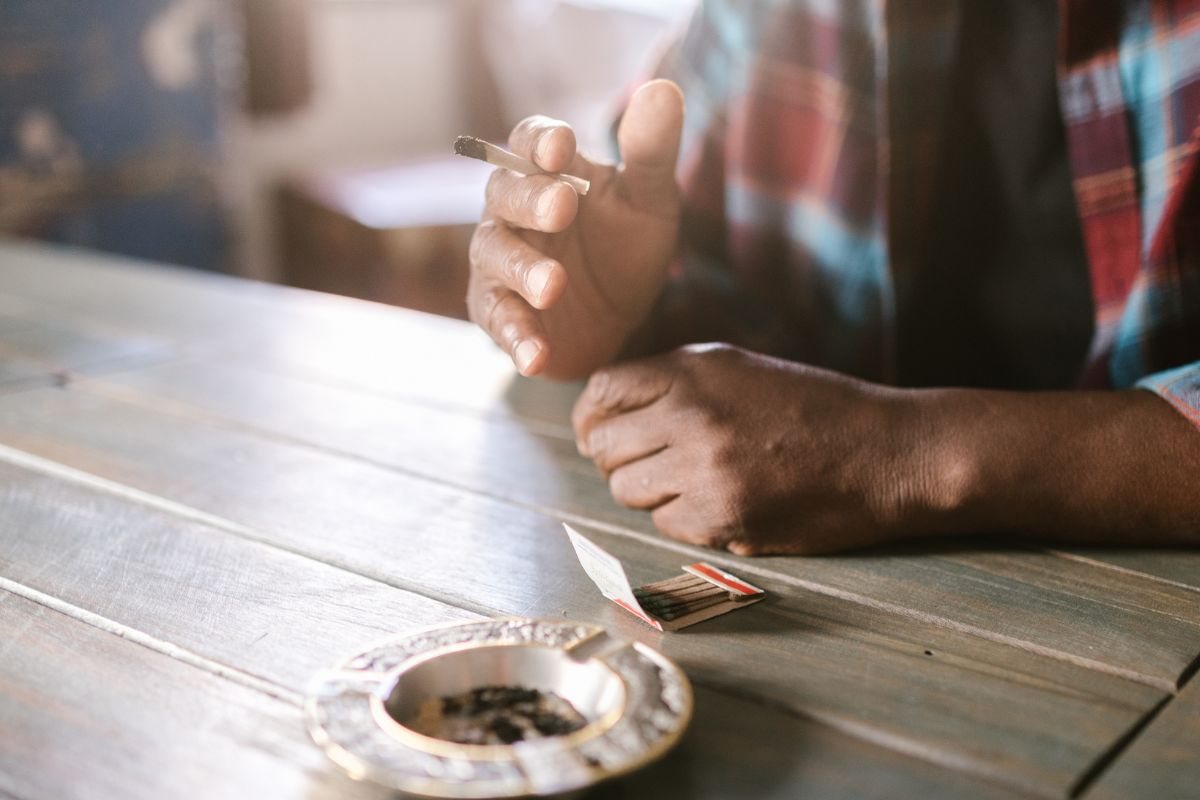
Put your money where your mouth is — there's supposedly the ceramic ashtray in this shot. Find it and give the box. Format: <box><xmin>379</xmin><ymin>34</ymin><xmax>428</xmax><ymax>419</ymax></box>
<box><xmin>305</xmin><ymin>618</ymin><xmax>693</xmax><ymax>798</ymax></box>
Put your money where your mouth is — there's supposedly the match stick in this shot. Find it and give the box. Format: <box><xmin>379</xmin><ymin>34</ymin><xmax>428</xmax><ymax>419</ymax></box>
<box><xmin>454</xmin><ymin>135</ymin><xmax>590</xmax><ymax>196</ymax></box>
<box><xmin>637</xmin><ymin>574</ymin><xmax>705</xmax><ymax>594</ymax></box>
<box><xmin>656</xmin><ymin>594</ymin><xmax>732</xmax><ymax>621</ymax></box>
<box><xmin>639</xmin><ymin>588</ymin><xmax>728</xmax><ymax>614</ymax></box>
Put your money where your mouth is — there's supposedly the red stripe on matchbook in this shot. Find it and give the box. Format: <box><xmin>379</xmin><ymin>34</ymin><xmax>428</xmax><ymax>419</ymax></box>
<box><xmin>688</xmin><ymin>563</ymin><xmax>762</xmax><ymax>596</ymax></box>
<box><xmin>614</xmin><ymin>598</ymin><xmax>663</xmax><ymax>630</ymax></box>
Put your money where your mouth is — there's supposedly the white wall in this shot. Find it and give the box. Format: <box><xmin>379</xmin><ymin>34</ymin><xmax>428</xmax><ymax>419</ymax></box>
<box><xmin>222</xmin><ymin>0</ymin><xmax>695</xmax><ymax>281</ymax></box>
<box><xmin>223</xmin><ymin>0</ymin><xmax>469</xmax><ymax>280</ymax></box>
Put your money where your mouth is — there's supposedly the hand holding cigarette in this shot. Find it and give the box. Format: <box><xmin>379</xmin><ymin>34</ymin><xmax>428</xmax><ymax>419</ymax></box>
<box><xmin>463</xmin><ymin>80</ymin><xmax>685</xmax><ymax>380</ymax></box>
<box><xmin>455</xmin><ymin>136</ymin><xmax>591</xmax><ymax>196</ymax></box>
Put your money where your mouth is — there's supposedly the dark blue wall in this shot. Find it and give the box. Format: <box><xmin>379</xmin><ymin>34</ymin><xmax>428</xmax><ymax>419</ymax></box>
<box><xmin>0</xmin><ymin>1</ymin><xmax>229</xmax><ymax>271</ymax></box>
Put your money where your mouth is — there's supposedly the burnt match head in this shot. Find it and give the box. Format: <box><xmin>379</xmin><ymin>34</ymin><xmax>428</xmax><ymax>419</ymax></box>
<box><xmin>453</xmin><ymin>135</ymin><xmax>487</xmax><ymax>160</ymax></box>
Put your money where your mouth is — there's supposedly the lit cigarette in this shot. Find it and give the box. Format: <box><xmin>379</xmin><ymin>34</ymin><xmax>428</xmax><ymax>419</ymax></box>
<box><xmin>454</xmin><ymin>135</ymin><xmax>590</xmax><ymax>196</ymax></box>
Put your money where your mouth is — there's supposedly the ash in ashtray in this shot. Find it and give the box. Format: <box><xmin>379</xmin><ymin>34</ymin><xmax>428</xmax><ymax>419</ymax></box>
<box><xmin>406</xmin><ymin>686</ymin><xmax>588</xmax><ymax>745</ymax></box>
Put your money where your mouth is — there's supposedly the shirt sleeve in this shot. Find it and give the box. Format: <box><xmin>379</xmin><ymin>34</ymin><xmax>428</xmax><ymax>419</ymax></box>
<box><xmin>1136</xmin><ymin>363</ymin><xmax>1200</xmax><ymax>429</ymax></box>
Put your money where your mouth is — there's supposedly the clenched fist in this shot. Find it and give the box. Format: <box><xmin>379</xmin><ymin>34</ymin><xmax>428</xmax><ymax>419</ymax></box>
<box><xmin>571</xmin><ymin>344</ymin><xmax>940</xmax><ymax>555</ymax></box>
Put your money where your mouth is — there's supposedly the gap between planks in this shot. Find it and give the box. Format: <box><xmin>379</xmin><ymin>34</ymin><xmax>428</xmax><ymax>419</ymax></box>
<box><xmin>1069</xmin><ymin>694</ymin><xmax>1173</xmax><ymax>798</ymax></box>
<box><xmin>1074</xmin><ymin>651</ymin><xmax>1200</xmax><ymax>799</ymax></box>
<box><xmin>22</xmin><ymin>379</ymin><xmax>1189</xmax><ymax>694</ymax></box>
<box><xmin>0</xmin><ymin>442</ymin><xmax>505</xmax><ymax>624</ymax></box>
<box><xmin>0</xmin><ymin>290</ymin><xmax>577</xmax><ymax>442</ymax></box>
<box><xmin>239</xmin><ymin>355</ymin><xmax>578</xmax><ymax>442</ymax></box>
<box><xmin>1071</xmin><ymin>644</ymin><xmax>1200</xmax><ymax>797</ymax></box>
<box><xmin>0</xmin><ymin>577</ymin><xmax>302</xmax><ymax>706</ymax></box>
<box><xmin>1047</xmin><ymin>550</ymin><xmax>1200</xmax><ymax>596</ymax></box>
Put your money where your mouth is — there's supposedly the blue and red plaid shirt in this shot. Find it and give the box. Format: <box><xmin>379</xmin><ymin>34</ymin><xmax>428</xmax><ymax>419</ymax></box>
<box><xmin>644</xmin><ymin>0</ymin><xmax>1200</xmax><ymax>428</ymax></box>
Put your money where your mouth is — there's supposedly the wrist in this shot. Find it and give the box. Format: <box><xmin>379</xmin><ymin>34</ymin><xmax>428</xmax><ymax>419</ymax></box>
<box><xmin>865</xmin><ymin>385</ymin><xmax>1200</xmax><ymax>545</ymax></box>
<box><xmin>874</xmin><ymin>388</ymin><xmax>985</xmax><ymax>539</ymax></box>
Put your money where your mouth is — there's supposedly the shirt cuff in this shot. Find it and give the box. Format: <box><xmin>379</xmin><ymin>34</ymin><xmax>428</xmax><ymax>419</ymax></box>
<box><xmin>1136</xmin><ymin>362</ymin><xmax>1200</xmax><ymax>429</ymax></box>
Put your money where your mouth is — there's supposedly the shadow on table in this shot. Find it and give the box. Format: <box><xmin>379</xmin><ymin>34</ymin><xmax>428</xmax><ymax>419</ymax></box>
<box><xmin>588</xmin><ymin>684</ymin><xmax>798</xmax><ymax>800</ymax></box>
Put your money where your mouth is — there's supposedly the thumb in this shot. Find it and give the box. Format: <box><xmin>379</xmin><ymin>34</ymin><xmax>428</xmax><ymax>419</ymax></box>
<box><xmin>617</xmin><ymin>79</ymin><xmax>685</xmax><ymax>208</ymax></box>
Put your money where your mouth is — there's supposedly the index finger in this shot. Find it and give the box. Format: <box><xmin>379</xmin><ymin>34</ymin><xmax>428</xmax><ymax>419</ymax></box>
<box><xmin>572</xmin><ymin>358</ymin><xmax>675</xmax><ymax>455</ymax></box>
<box><xmin>509</xmin><ymin>115</ymin><xmax>577</xmax><ymax>173</ymax></box>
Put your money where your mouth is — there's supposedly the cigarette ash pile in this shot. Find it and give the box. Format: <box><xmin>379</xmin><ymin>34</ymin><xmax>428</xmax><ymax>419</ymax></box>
<box><xmin>406</xmin><ymin>686</ymin><xmax>588</xmax><ymax>746</ymax></box>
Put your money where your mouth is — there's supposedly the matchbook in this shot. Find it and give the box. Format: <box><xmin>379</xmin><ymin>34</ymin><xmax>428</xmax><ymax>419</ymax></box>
<box><xmin>564</xmin><ymin>524</ymin><xmax>765</xmax><ymax>631</ymax></box>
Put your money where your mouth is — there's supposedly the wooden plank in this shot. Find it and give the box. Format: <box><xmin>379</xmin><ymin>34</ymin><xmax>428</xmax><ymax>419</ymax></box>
<box><xmin>0</xmin><ymin>591</ymin><xmax>1035</xmax><ymax>800</ymax></box>
<box><xmin>1050</xmin><ymin>548</ymin><xmax>1200</xmax><ymax>594</ymax></box>
<box><xmin>0</xmin><ymin>239</ymin><xmax>575</xmax><ymax>433</ymax></box>
<box><xmin>0</xmin><ymin>591</ymin><xmax>389</xmax><ymax>800</ymax></box>
<box><xmin>594</xmin><ymin>684</ymin><xmax>1035</xmax><ymax>800</ymax></box>
<box><xmin>0</xmin><ymin>310</ymin><xmax>47</xmax><ymax>387</ymax></box>
<box><xmin>0</xmin><ymin>459</ymin><xmax>477</xmax><ymax>690</ymax></box>
<box><xmin>0</xmin><ymin>240</ymin><xmax>1191</xmax><ymax>793</ymax></box>
<box><xmin>0</xmin><ymin>387</ymin><xmax>1165</xmax><ymax>795</ymax></box>
<box><xmin>0</xmin><ymin>294</ymin><xmax>172</xmax><ymax>391</ymax></box>
<box><xmin>68</xmin><ymin>357</ymin><xmax>1200</xmax><ymax>691</ymax></box>
<box><xmin>1085</xmin><ymin>675</ymin><xmax>1200</xmax><ymax>800</ymax></box>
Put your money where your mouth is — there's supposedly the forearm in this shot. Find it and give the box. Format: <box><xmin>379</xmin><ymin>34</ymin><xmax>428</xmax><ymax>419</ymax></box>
<box><xmin>906</xmin><ymin>388</ymin><xmax>1200</xmax><ymax>545</ymax></box>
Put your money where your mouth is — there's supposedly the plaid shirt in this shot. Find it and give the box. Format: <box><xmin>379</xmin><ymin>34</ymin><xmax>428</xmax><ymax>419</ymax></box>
<box><xmin>647</xmin><ymin>0</ymin><xmax>1200</xmax><ymax>428</ymax></box>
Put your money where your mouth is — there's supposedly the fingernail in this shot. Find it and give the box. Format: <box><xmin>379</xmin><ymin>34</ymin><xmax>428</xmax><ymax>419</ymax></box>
<box><xmin>536</xmin><ymin>189</ymin><xmax>556</xmax><ymax>222</ymax></box>
<box><xmin>526</xmin><ymin>262</ymin><xmax>553</xmax><ymax>304</ymax></box>
<box><xmin>576</xmin><ymin>436</ymin><xmax>590</xmax><ymax>457</ymax></box>
<box><xmin>514</xmin><ymin>339</ymin><xmax>541</xmax><ymax>374</ymax></box>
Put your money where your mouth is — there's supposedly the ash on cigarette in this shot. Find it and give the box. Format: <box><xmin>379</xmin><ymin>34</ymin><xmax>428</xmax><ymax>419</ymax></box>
<box><xmin>453</xmin><ymin>135</ymin><xmax>487</xmax><ymax>160</ymax></box>
<box><xmin>406</xmin><ymin>686</ymin><xmax>588</xmax><ymax>745</ymax></box>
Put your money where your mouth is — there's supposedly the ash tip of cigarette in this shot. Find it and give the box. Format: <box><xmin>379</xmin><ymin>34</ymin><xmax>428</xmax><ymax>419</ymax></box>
<box><xmin>454</xmin><ymin>135</ymin><xmax>487</xmax><ymax>160</ymax></box>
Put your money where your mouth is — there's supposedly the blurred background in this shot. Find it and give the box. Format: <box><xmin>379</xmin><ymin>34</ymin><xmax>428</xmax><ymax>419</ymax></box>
<box><xmin>0</xmin><ymin>0</ymin><xmax>696</xmax><ymax>318</ymax></box>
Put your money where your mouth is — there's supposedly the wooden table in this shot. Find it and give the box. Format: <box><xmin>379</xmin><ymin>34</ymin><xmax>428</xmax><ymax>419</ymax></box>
<box><xmin>1</xmin><ymin>238</ymin><xmax>1197</xmax><ymax>800</ymax></box>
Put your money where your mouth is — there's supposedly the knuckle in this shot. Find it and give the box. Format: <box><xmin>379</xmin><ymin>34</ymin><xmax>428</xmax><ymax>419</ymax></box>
<box><xmin>480</xmin><ymin>287</ymin><xmax>508</xmax><ymax>337</ymax></box>
<box><xmin>608</xmin><ymin>469</ymin><xmax>632</xmax><ymax>502</ymax></box>
<box><xmin>709</xmin><ymin>434</ymin><xmax>739</xmax><ymax>471</ymax></box>
<box><xmin>511</xmin><ymin>115</ymin><xmax>543</xmax><ymax>144</ymax></box>
<box><xmin>727</xmin><ymin>539</ymin><xmax>761</xmax><ymax>557</ymax></box>
<box><xmin>484</xmin><ymin>169</ymin><xmax>506</xmax><ymax>204</ymax></box>
<box><xmin>586</xmin><ymin>369</ymin><xmax>614</xmax><ymax>409</ymax></box>
<box><xmin>468</xmin><ymin>221</ymin><xmax>498</xmax><ymax>268</ymax></box>
<box><xmin>466</xmin><ymin>280</ymin><xmax>484</xmax><ymax>325</ymax></box>
<box><xmin>587</xmin><ymin>424</ymin><xmax>610</xmax><ymax>465</ymax></box>
<box><xmin>500</xmin><ymin>244</ymin><xmax>526</xmax><ymax>285</ymax></box>
<box><xmin>519</xmin><ymin>179</ymin><xmax>544</xmax><ymax>218</ymax></box>
<box><xmin>680</xmin><ymin>342</ymin><xmax>739</xmax><ymax>370</ymax></box>
<box><xmin>696</xmin><ymin>521</ymin><xmax>735</xmax><ymax>550</ymax></box>
<box><xmin>570</xmin><ymin>398</ymin><xmax>589</xmax><ymax>437</ymax></box>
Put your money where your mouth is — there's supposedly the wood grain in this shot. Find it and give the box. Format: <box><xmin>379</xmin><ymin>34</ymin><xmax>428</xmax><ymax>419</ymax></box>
<box><xmin>0</xmin><ymin>590</ymin><xmax>391</xmax><ymax>800</ymax></box>
<box><xmin>0</xmin><ymin>589</ymin><xmax>1035</xmax><ymax>800</ymax></box>
<box><xmin>7</xmin><ymin>243</ymin><xmax>1195</xmax><ymax>613</ymax></box>
<box><xmin>0</xmin><ymin>299</ymin><xmax>172</xmax><ymax>391</ymax></box>
<box><xmin>1</xmin><ymin>240</ymin><xmax>1194</xmax><ymax>797</ymax></box>
<box><xmin>0</xmin><ymin>457</ymin><xmax>479</xmax><ymax>691</ymax></box>
<box><xmin>1084</xmin><ymin>674</ymin><xmax>1200</xmax><ymax>800</ymax></box>
<box><xmin>0</xmin><ymin>238</ymin><xmax>575</xmax><ymax>433</ymax></box>
<box><xmin>66</xmin><ymin>357</ymin><xmax>1200</xmax><ymax>690</ymax></box>
<box><xmin>592</xmin><ymin>683</ymin><xmax>1034</xmax><ymax>800</ymax></box>
<box><xmin>0</xmin><ymin>386</ymin><xmax>1165</xmax><ymax>796</ymax></box>
<box><xmin>1050</xmin><ymin>548</ymin><xmax>1200</xmax><ymax>594</ymax></box>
